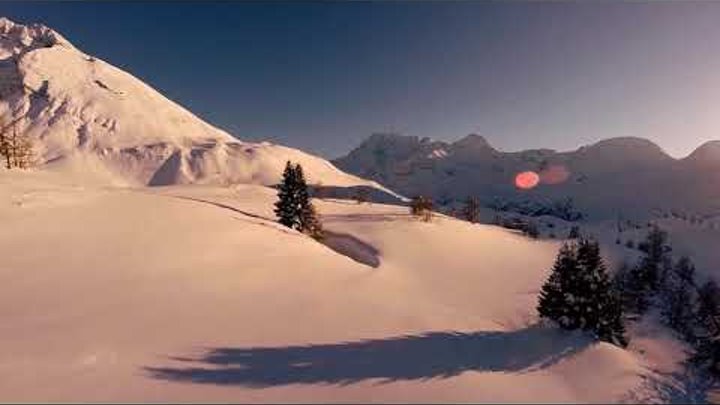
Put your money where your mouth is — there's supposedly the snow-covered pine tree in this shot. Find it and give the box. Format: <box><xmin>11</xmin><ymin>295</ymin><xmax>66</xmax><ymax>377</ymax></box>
<box><xmin>625</xmin><ymin>225</ymin><xmax>671</xmax><ymax>314</ymax></box>
<box><xmin>539</xmin><ymin>239</ymin><xmax>628</xmax><ymax>347</ymax></box>
<box><xmin>612</xmin><ymin>261</ymin><xmax>640</xmax><ymax>315</ymax></box>
<box><xmin>696</xmin><ymin>280</ymin><xmax>720</xmax><ymax>337</ymax></box>
<box><xmin>295</xmin><ymin>163</ymin><xmax>324</xmax><ymax>239</ymax></box>
<box><xmin>595</xmin><ymin>287</ymin><xmax>629</xmax><ymax>347</ymax></box>
<box><xmin>575</xmin><ymin>238</ymin><xmax>627</xmax><ymax>347</ymax></box>
<box><xmin>538</xmin><ymin>243</ymin><xmax>578</xmax><ymax>329</ymax></box>
<box><xmin>461</xmin><ymin>196</ymin><xmax>480</xmax><ymax>223</ymax></box>
<box><xmin>636</xmin><ymin>225</ymin><xmax>670</xmax><ymax>290</ymax></box>
<box><xmin>274</xmin><ymin>161</ymin><xmax>300</xmax><ymax>229</ymax></box>
<box><xmin>660</xmin><ymin>256</ymin><xmax>697</xmax><ymax>339</ymax></box>
<box><xmin>692</xmin><ymin>336</ymin><xmax>720</xmax><ymax>379</ymax></box>
<box><xmin>300</xmin><ymin>202</ymin><xmax>324</xmax><ymax>240</ymax></box>
<box><xmin>691</xmin><ymin>280</ymin><xmax>720</xmax><ymax>378</ymax></box>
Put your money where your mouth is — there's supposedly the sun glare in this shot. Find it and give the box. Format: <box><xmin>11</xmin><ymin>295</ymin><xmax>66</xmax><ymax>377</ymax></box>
<box><xmin>515</xmin><ymin>171</ymin><xmax>540</xmax><ymax>189</ymax></box>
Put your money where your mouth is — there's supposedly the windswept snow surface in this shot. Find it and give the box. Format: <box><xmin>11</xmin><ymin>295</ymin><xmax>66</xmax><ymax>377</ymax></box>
<box><xmin>0</xmin><ymin>170</ymin><xmax>687</xmax><ymax>403</ymax></box>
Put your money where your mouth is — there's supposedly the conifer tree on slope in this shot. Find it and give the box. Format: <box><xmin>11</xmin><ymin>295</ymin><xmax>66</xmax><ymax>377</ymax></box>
<box><xmin>538</xmin><ymin>239</ymin><xmax>627</xmax><ymax>347</ymax></box>
<box><xmin>295</xmin><ymin>164</ymin><xmax>324</xmax><ymax>239</ymax></box>
<box><xmin>537</xmin><ymin>243</ymin><xmax>578</xmax><ymax>329</ymax></box>
<box><xmin>660</xmin><ymin>256</ymin><xmax>697</xmax><ymax>339</ymax></box>
<box><xmin>626</xmin><ymin>226</ymin><xmax>671</xmax><ymax>313</ymax></box>
<box><xmin>636</xmin><ymin>225</ymin><xmax>670</xmax><ymax>291</ymax></box>
<box><xmin>575</xmin><ymin>238</ymin><xmax>627</xmax><ymax>347</ymax></box>
<box><xmin>274</xmin><ymin>161</ymin><xmax>301</xmax><ymax>229</ymax></box>
<box><xmin>692</xmin><ymin>280</ymin><xmax>720</xmax><ymax>377</ymax></box>
<box><xmin>697</xmin><ymin>280</ymin><xmax>720</xmax><ymax>337</ymax></box>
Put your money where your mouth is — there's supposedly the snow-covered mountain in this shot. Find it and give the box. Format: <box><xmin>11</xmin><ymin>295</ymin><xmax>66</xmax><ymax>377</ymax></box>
<box><xmin>0</xmin><ymin>17</ymin><xmax>395</xmax><ymax>197</ymax></box>
<box><xmin>334</xmin><ymin>133</ymin><xmax>720</xmax><ymax>220</ymax></box>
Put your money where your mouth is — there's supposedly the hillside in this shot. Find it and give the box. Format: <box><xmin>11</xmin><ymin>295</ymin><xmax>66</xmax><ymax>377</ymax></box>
<box><xmin>0</xmin><ymin>169</ymin><xmax>688</xmax><ymax>402</ymax></box>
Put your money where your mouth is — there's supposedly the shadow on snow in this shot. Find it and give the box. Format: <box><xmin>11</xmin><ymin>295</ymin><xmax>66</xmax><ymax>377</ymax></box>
<box><xmin>145</xmin><ymin>324</ymin><xmax>592</xmax><ymax>388</ymax></box>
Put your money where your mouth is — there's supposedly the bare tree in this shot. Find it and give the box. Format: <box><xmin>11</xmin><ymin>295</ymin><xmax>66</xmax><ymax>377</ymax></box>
<box><xmin>353</xmin><ymin>188</ymin><xmax>370</xmax><ymax>204</ymax></box>
<box><xmin>410</xmin><ymin>196</ymin><xmax>433</xmax><ymax>222</ymax></box>
<box><xmin>0</xmin><ymin>117</ymin><xmax>10</xmax><ymax>169</ymax></box>
<box><xmin>0</xmin><ymin>117</ymin><xmax>33</xmax><ymax>169</ymax></box>
<box><xmin>461</xmin><ymin>196</ymin><xmax>480</xmax><ymax>223</ymax></box>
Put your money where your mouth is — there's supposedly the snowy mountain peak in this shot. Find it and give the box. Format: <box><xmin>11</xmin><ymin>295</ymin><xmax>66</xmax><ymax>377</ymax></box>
<box><xmin>575</xmin><ymin>137</ymin><xmax>671</xmax><ymax>165</ymax></box>
<box><xmin>581</xmin><ymin>137</ymin><xmax>667</xmax><ymax>154</ymax></box>
<box><xmin>452</xmin><ymin>133</ymin><xmax>493</xmax><ymax>150</ymax></box>
<box><xmin>684</xmin><ymin>140</ymin><xmax>720</xmax><ymax>165</ymax></box>
<box><xmin>0</xmin><ymin>17</ymin><xmax>395</xmax><ymax>196</ymax></box>
<box><xmin>0</xmin><ymin>17</ymin><xmax>70</xmax><ymax>58</ymax></box>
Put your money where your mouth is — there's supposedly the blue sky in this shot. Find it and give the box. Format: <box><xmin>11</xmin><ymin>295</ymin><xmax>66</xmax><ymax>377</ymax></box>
<box><xmin>4</xmin><ymin>1</ymin><xmax>720</xmax><ymax>158</ymax></box>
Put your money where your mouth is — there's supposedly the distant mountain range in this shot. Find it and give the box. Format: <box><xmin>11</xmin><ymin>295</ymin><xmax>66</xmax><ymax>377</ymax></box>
<box><xmin>334</xmin><ymin>133</ymin><xmax>720</xmax><ymax>220</ymax></box>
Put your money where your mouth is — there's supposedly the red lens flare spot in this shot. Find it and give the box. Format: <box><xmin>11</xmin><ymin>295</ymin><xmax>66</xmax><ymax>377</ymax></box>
<box><xmin>515</xmin><ymin>171</ymin><xmax>540</xmax><ymax>190</ymax></box>
<box><xmin>539</xmin><ymin>164</ymin><xmax>570</xmax><ymax>185</ymax></box>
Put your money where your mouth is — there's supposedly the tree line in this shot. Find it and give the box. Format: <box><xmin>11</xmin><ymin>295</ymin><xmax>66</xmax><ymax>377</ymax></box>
<box><xmin>538</xmin><ymin>225</ymin><xmax>720</xmax><ymax>382</ymax></box>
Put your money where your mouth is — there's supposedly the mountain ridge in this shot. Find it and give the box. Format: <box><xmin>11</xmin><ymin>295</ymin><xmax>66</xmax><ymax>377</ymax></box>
<box><xmin>334</xmin><ymin>132</ymin><xmax>720</xmax><ymax>219</ymax></box>
<box><xmin>0</xmin><ymin>17</ymin><xmax>396</xmax><ymax>198</ymax></box>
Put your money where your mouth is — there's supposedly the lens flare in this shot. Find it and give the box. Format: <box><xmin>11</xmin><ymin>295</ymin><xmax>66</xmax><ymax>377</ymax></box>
<box><xmin>515</xmin><ymin>171</ymin><xmax>540</xmax><ymax>189</ymax></box>
<box><xmin>539</xmin><ymin>164</ymin><xmax>570</xmax><ymax>185</ymax></box>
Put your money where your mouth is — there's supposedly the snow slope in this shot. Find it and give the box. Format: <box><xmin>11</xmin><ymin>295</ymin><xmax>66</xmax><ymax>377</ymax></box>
<box><xmin>0</xmin><ymin>17</ymin><xmax>395</xmax><ymax>197</ymax></box>
<box><xmin>334</xmin><ymin>133</ymin><xmax>720</xmax><ymax>220</ymax></box>
<box><xmin>0</xmin><ymin>170</ymin><xmax>688</xmax><ymax>402</ymax></box>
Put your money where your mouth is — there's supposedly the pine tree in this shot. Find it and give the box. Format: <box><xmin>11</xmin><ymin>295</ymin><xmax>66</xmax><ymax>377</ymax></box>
<box><xmin>300</xmin><ymin>202</ymin><xmax>324</xmax><ymax>240</ymax></box>
<box><xmin>295</xmin><ymin>163</ymin><xmax>324</xmax><ymax>239</ymax></box>
<box><xmin>660</xmin><ymin>256</ymin><xmax>697</xmax><ymax>338</ymax></box>
<box><xmin>274</xmin><ymin>161</ymin><xmax>300</xmax><ymax>229</ymax></box>
<box><xmin>538</xmin><ymin>239</ymin><xmax>627</xmax><ymax>347</ymax></box>
<box><xmin>574</xmin><ymin>238</ymin><xmax>601</xmax><ymax>329</ymax></box>
<box><xmin>624</xmin><ymin>226</ymin><xmax>671</xmax><ymax>314</ymax></box>
<box><xmin>692</xmin><ymin>336</ymin><xmax>720</xmax><ymax>378</ymax></box>
<box><xmin>596</xmin><ymin>287</ymin><xmax>629</xmax><ymax>347</ymax></box>
<box><xmin>697</xmin><ymin>280</ymin><xmax>720</xmax><ymax>337</ymax></box>
<box><xmin>274</xmin><ymin>161</ymin><xmax>324</xmax><ymax>238</ymax></box>
<box><xmin>692</xmin><ymin>280</ymin><xmax>720</xmax><ymax>378</ymax></box>
<box><xmin>637</xmin><ymin>225</ymin><xmax>670</xmax><ymax>291</ymax></box>
<box><xmin>461</xmin><ymin>196</ymin><xmax>480</xmax><ymax>223</ymax></box>
<box><xmin>537</xmin><ymin>243</ymin><xmax>578</xmax><ymax>329</ymax></box>
<box><xmin>568</xmin><ymin>225</ymin><xmax>580</xmax><ymax>239</ymax></box>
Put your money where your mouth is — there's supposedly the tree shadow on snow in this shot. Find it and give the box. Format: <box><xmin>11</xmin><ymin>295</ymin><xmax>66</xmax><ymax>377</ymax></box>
<box><xmin>320</xmin><ymin>230</ymin><xmax>381</xmax><ymax>268</ymax></box>
<box><xmin>145</xmin><ymin>325</ymin><xmax>592</xmax><ymax>388</ymax></box>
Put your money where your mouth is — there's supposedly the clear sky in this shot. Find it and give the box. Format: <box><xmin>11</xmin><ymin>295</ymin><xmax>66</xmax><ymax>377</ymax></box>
<box><xmin>3</xmin><ymin>1</ymin><xmax>720</xmax><ymax>158</ymax></box>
